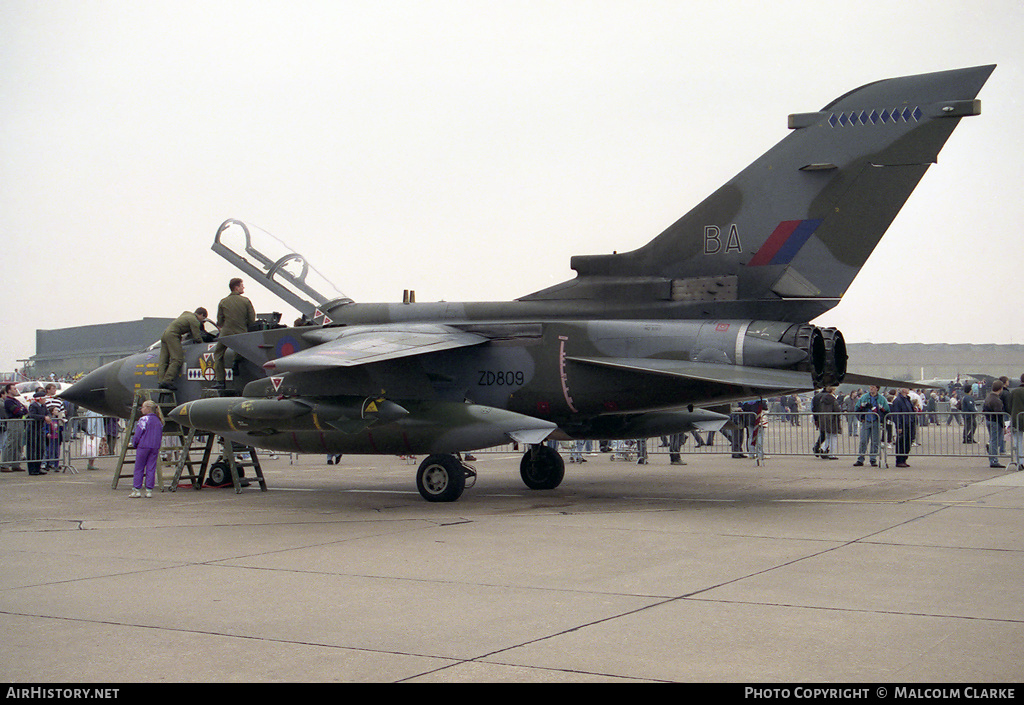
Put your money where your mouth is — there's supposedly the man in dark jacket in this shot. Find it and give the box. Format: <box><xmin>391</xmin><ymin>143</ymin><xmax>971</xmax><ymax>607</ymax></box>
<box><xmin>891</xmin><ymin>388</ymin><xmax>915</xmax><ymax>468</ymax></box>
<box><xmin>818</xmin><ymin>387</ymin><xmax>842</xmax><ymax>459</ymax></box>
<box><xmin>998</xmin><ymin>376</ymin><xmax>1012</xmax><ymax>457</ymax></box>
<box><xmin>2</xmin><ymin>383</ymin><xmax>27</xmax><ymax>471</ymax></box>
<box><xmin>26</xmin><ymin>389</ymin><xmax>50</xmax><ymax>475</ymax></box>
<box><xmin>811</xmin><ymin>389</ymin><xmax>826</xmax><ymax>457</ymax></box>
<box><xmin>1009</xmin><ymin>374</ymin><xmax>1024</xmax><ymax>470</ymax></box>
<box><xmin>984</xmin><ymin>380</ymin><xmax>1006</xmax><ymax>468</ymax></box>
<box><xmin>961</xmin><ymin>386</ymin><xmax>978</xmax><ymax>443</ymax></box>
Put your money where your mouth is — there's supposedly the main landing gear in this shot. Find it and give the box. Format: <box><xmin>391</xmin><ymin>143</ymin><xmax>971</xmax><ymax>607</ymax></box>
<box><xmin>416</xmin><ymin>454</ymin><xmax>477</xmax><ymax>502</ymax></box>
<box><xmin>415</xmin><ymin>444</ymin><xmax>566</xmax><ymax>502</ymax></box>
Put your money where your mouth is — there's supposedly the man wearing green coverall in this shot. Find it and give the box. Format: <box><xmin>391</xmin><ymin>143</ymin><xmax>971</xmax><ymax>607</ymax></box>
<box><xmin>214</xmin><ymin>278</ymin><xmax>256</xmax><ymax>389</ymax></box>
<box><xmin>158</xmin><ymin>308</ymin><xmax>209</xmax><ymax>390</ymax></box>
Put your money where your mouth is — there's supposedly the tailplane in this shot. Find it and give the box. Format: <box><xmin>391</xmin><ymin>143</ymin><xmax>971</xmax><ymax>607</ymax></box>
<box><xmin>521</xmin><ymin>65</ymin><xmax>994</xmax><ymax>322</ymax></box>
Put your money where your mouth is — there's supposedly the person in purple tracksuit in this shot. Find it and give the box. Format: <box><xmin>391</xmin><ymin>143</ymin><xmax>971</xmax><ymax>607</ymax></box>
<box><xmin>129</xmin><ymin>400</ymin><xmax>163</xmax><ymax>498</ymax></box>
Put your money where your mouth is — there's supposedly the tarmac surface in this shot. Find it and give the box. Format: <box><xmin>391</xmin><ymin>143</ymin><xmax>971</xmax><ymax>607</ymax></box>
<box><xmin>2</xmin><ymin>447</ymin><xmax>1023</xmax><ymax>683</ymax></box>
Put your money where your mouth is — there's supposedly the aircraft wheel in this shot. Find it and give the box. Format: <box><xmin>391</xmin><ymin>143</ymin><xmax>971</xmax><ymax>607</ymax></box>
<box><xmin>416</xmin><ymin>454</ymin><xmax>466</xmax><ymax>502</ymax></box>
<box><xmin>208</xmin><ymin>460</ymin><xmax>231</xmax><ymax>486</ymax></box>
<box><xmin>520</xmin><ymin>445</ymin><xmax>565</xmax><ymax>490</ymax></box>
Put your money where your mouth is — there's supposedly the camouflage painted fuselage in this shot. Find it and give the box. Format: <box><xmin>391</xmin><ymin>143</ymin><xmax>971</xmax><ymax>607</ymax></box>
<box><xmin>64</xmin><ymin>65</ymin><xmax>993</xmax><ymax>461</ymax></box>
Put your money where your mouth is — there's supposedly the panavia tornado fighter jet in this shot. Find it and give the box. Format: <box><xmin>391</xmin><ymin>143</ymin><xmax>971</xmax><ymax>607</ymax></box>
<box><xmin>63</xmin><ymin>65</ymin><xmax>993</xmax><ymax>501</ymax></box>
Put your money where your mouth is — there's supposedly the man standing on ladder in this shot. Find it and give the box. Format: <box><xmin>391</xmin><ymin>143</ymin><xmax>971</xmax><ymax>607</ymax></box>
<box><xmin>214</xmin><ymin>278</ymin><xmax>256</xmax><ymax>391</ymax></box>
<box><xmin>158</xmin><ymin>308</ymin><xmax>209</xmax><ymax>391</ymax></box>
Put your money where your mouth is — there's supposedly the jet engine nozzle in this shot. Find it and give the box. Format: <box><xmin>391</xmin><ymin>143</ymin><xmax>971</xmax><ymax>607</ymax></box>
<box><xmin>812</xmin><ymin>327</ymin><xmax>847</xmax><ymax>387</ymax></box>
<box><xmin>782</xmin><ymin>323</ymin><xmax>848</xmax><ymax>388</ymax></box>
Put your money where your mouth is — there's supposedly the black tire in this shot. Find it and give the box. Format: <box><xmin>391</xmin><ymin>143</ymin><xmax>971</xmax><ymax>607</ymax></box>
<box><xmin>520</xmin><ymin>445</ymin><xmax>565</xmax><ymax>490</ymax></box>
<box><xmin>416</xmin><ymin>454</ymin><xmax>466</xmax><ymax>502</ymax></box>
<box><xmin>208</xmin><ymin>460</ymin><xmax>231</xmax><ymax>486</ymax></box>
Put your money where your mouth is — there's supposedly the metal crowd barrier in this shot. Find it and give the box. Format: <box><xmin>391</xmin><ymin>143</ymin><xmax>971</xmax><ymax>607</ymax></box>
<box><xmin>304</xmin><ymin>411</ymin><xmax>1024</xmax><ymax>468</ymax></box>
<box><xmin>632</xmin><ymin>411</ymin><xmax>1022</xmax><ymax>468</ymax></box>
<box><xmin>879</xmin><ymin>411</ymin><xmax>1012</xmax><ymax>463</ymax></box>
<box><xmin>746</xmin><ymin>411</ymin><xmax>871</xmax><ymax>463</ymax></box>
<box><xmin>3</xmin><ymin>411</ymin><xmax>1022</xmax><ymax>474</ymax></box>
<box><xmin>65</xmin><ymin>414</ymin><xmax>127</xmax><ymax>470</ymax></box>
<box><xmin>0</xmin><ymin>415</ymin><xmax>73</xmax><ymax>473</ymax></box>
<box><xmin>0</xmin><ymin>414</ymin><xmax>125</xmax><ymax>474</ymax></box>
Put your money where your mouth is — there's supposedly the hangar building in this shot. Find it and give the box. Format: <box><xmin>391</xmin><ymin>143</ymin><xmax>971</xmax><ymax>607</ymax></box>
<box><xmin>27</xmin><ymin>318</ymin><xmax>173</xmax><ymax>378</ymax></box>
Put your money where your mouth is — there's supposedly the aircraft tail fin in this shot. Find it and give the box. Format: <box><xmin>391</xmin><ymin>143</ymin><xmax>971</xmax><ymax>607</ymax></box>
<box><xmin>520</xmin><ymin>65</ymin><xmax>994</xmax><ymax>322</ymax></box>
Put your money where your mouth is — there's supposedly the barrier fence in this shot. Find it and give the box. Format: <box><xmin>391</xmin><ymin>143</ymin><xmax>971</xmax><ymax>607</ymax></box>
<box><xmin>531</xmin><ymin>411</ymin><xmax>1024</xmax><ymax>469</ymax></box>
<box><xmin>628</xmin><ymin>411</ymin><xmax>1022</xmax><ymax>468</ymax></box>
<box><xmin>2</xmin><ymin>411</ymin><xmax>1022</xmax><ymax>473</ymax></box>
<box><xmin>1</xmin><ymin>415</ymin><xmax>125</xmax><ymax>474</ymax></box>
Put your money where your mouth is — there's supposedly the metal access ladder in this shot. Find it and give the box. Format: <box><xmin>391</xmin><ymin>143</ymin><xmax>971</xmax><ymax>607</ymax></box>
<box><xmin>111</xmin><ymin>388</ymin><xmax>187</xmax><ymax>491</ymax></box>
<box><xmin>166</xmin><ymin>389</ymin><xmax>268</xmax><ymax>494</ymax></box>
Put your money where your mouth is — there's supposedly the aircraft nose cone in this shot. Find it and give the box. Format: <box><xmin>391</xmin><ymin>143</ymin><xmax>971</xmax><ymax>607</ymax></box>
<box><xmin>60</xmin><ymin>359</ymin><xmax>130</xmax><ymax>417</ymax></box>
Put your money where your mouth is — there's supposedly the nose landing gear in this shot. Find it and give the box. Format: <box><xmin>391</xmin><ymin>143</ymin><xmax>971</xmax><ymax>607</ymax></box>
<box><xmin>520</xmin><ymin>444</ymin><xmax>565</xmax><ymax>490</ymax></box>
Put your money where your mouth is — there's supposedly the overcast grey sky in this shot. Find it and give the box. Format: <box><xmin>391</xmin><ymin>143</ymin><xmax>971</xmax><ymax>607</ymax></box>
<box><xmin>2</xmin><ymin>1</ymin><xmax>1021</xmax><ymax>374</ymax></box>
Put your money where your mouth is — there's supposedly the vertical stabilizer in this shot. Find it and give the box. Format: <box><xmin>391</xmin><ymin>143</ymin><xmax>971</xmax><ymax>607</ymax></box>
<box><xmin>521</xmin><ymin>65</ymin><xmax>994</xmax><ymax>321</ymax></box>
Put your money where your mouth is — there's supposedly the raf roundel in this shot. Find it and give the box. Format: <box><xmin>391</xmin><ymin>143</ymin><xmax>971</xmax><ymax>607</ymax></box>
<box><xmin>276</xmin><ymin>336</ymin><xmax>301</xmax><ymax>358</ymax></box>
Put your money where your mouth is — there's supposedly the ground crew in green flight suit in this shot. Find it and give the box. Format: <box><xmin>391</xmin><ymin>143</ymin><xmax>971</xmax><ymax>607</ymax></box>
<box><xmin>213</xmin><ymin>278</ymin><xmax>256</xmax><ymax>389</ymax></box>
<box><xmin>157</xmin><ymin>308</ymin><xmax>209</xmax><ymax>390</ymax></box>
